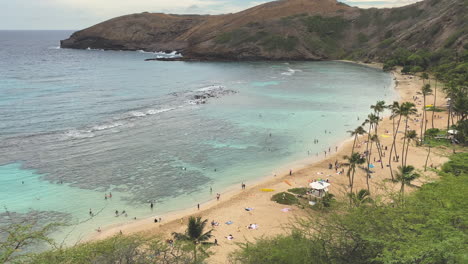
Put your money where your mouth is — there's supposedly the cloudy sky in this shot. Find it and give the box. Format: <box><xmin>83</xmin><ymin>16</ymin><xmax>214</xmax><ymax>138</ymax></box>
<box><xmin>0</xmin><ymin>0</ymin><xmax>421</xmax><ymax>30</ymax></box>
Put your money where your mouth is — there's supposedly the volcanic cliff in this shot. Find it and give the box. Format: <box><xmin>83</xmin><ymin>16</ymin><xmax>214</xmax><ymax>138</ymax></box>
<box><xmin>61</xmin><ymin>0</ymin><xmax>467</xmax><ymax>61</ymax></box>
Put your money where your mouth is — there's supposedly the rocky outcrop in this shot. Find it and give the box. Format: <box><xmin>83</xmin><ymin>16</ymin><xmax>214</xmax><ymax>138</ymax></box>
<box><xmin>61</xmin><ymin>0</ymin><xmax>467</xmax><ymax>61</ymax></box>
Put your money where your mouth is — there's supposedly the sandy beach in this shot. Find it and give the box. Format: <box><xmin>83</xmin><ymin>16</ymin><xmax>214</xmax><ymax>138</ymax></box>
<box><xmin>86</xmin><ymin>62</ymin><xmax>451</xmax><ymax>263</ymax></box>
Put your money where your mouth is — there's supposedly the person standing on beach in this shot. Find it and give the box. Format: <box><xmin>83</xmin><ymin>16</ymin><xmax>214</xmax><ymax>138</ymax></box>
<box><xmin>289</xmin><ymin>169</ymin><xmax>292</xmax><ymax>175</ymax></box>
<box><xmin>197</xmin><ymin>203</ymin><xmax>200</xmax><ymax>210</ymax></box>
<box><xmin>150</xmin><ymin>202</ymin><xmax>153</xmax><ymax>210</ymax></box>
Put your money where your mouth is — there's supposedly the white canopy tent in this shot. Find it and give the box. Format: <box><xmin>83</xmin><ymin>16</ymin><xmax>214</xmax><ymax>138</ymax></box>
<box><xmin>309</xmin><ymin>181</ymin><xmax>330</xmax><ymax>198</ymax></box>
<box><xmin>309</xmin><ymin>181</ymin><xmax>330</xmax><ymax>190</ymax></box>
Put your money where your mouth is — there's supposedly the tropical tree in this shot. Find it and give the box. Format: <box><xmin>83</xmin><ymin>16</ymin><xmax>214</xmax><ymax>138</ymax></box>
<box><xmin>400</xmin><ymin>102</ymin><xmax>418</xmax><ymax>167</ymax></box>
<box><xmin>443</xmin><ymin>81</ymin><xmax>458</xmax><ymax>131</ymax></box>
<box><xmin>370</xmin><ymin>101</ymin><xmax>386</xmax><ymax>166</ymax></box>
<box><xmin>348</xmin><ymin>126</ymin><xmax>366</xmax><ymax>155</ymax></box>
<box><xmin>395</xmin><ymin>165</ymin><xmax>420</xmax><ymax>202</ymax></box>
<box><xmin>348</xmin><ymin>189</ymin><xmax>373</xmax><ymax>207</ymax></box>
<box><xmin>362</xmin><ymin>113</ymin><xmax>379</xmax><ymax>192</ymax></box>
<box><xmin>420</xmin><ymin>84</ymin><xmax>432</xmax><ymax>141</ymax></box>
<box><xmin>402</xmin><ymin>130</ymin><xmax>418</xmax><ymax>166</ymax></box>
<box><xmin>431</xmin><ymin>73</ymin><xmax>441</xmax><ymax>129</ymax></box>
<box><xmin>343</xmin><ymin>153</ymin><xmax>366</xmax><ymax>197</ymax></box>
<box><xmin>172</xmin><ymin>216</ymin><xmax>214</xmax><ymax>262</ymax></box>
<box><xmin>421</xmin><ymin>72</ymin><xmax>429</xmax><ymax>86</ymax></box>
<box><xmin>388</xmin><ymin>101</ymin><xmax>402</xmax><ymax>181</ymax></box>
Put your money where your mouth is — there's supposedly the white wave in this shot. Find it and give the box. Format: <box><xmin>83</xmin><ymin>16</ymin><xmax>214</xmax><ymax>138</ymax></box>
<box><xmin>146</xmin><ymin>108</ymin><xmax>174</xmax><ymax>115</ymax></box>
<box><xmin>196</xmin><ymin>85</ymin><xmax>225</xmax><ymax>92</ymax></box>
<box><xmin>90</xmin><ymin>122</ymin><xmax>124</xmax><ymax>132</ymax></box>
<box><xmin>131</xmin><ymin>111</ymin><xmax>147</xmax><ymax>117</ymax></box>
<box><xmin>281</xmin><ymin>67</ymin><xmax>302</xmax><ymax>76</ymax></box>
<box><xmin>48</xmin><ymin>46</ymin><xmax>61</xmax><ymax>50</ymax></box>
<box><xmin>131</xmin><ymin>108</ymin><xmax>175</xmax><ymax>117</ymax></box>
<box><xmin>65</xmin><ymin>130</ymin><xmax>95</xmax><ymax>139</ymax></box>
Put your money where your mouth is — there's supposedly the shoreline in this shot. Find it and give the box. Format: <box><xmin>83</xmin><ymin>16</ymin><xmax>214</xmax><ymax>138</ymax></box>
<box><xmin>84</xmin><ymin>61</ymin><xmax>392</xmax><ymax>240</ymax></box>
<box><xmin>84</xmin><ymin>61</ymin><xmax>449</xmax><ymax>263</ymax></box>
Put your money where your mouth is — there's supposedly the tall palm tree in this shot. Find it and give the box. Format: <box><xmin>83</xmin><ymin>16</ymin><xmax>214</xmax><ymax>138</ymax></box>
<box><xmin>363</xmin><ymin>113</ymin><xmax>379</xmax><ymax>192</ymax></box>
<box><xmin>402</xmin><ymin>130</ymin><xmax>418</xmax><ymax>166</ymax></box>
<box><xmin>348</xmin><ymin>126</ymin><xmax>366</xmax><ymax>155</ymax></box>
<box><xmin>370</xmin><ymin>101</ymin><xmax>386</xmax><ymax>165</ymax></box>
<box><xmin>420</xmin><ymin>84</ymin><xmax>432</xmax><ymax>142</ymax></box>
<box><xmin>443</xmin><ymin>81</ymin><xmax>458</xmax><ymax>131</ymax></box>
<box><xmin>343</xmin><ymin>152</ymin><xmax>366</xmax><ymax>197</ymax></box>
<box><xmin>400</xmin><ymin>102</ymin><xmax>417</xmax><ymax>167</ymax></box>
<box><xmin>172</xmin><ymin>216</ymin><xmax>214</xmax><ymax>262</ymax></box>
<box><xmin>395</xmin><ymin>165</ymin><xmax>420</xmax><ymax>202</ymax></box>
<box><xmin>431</xmin><ymin>73</ymin><xmax>441</xmax><ymax>129</ymax></box>
<box><xmin>388</xmin><ymin>101</ymin><xmax>402</xmax><ymax>181</ymax></box>
<box><xmin>421</xmin><ymin>72</ymin><xmax>429</xmax><ymax>86</ymax></box>
<box><xmin>371</xmin><ymin>134</ymin><xmax>384</xmax><ymax>168</ymax></box>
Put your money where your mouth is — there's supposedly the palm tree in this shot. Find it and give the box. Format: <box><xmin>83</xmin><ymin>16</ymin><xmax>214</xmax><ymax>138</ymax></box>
<box><xmin>348</xmin><ymin>126</ymin><xmax>366</xmax><ymax>155</ymax></box>
<box><xmin>343</xmin><ymin>152</ymin><xmax>366</xmax><ymax>197</ymax></box>
<box><xmin>370</xmin><ymin>101</ymin><xmax>386</xmax><ymax>166</ymax></box>
<box><xmin>402</xmin><ymin>130</ymin><xmax>418</xmax><ymax>166</ymax></box>
<box><xmin>443</xmin><ymin>81</ymin><xmax>458</xmax><ymax>131</ymax></box>
<box><xmin>421</xmin><ymin>72</ymin><xmax>429</xmax><ymax>86</ymax></box>
<box><xmin>363</xmin><ymin>113</ymin><xmax>379</xmax><ymax>192</ymax></box>
<box><xmin>348</xmin><ymin>189</ymin><xmax>373</xmax><ymax>207</ymax></box>
<box><xmin>399</xmin><ymin>102</ymin><xmax>417</xmax><ymax>167</ymax></box>
<box><xmin>431</xmin><ymin>73</ymin><xmax>441</xmax><ymax>129</ymax></box>
<box><xmin>371</xmin><ymin>134</ymin><xmax>384</xmax><ymax>169</ymax></box>
<box><xmin>420</xmin><ymin>84</ymin><xmax>432</xmax><ymax>142</ymax></box>
<box><xmin>395</xmin><ymin>165</ymin><xmax>420</xmax><ymax>202</ymax></box>
<box><xmin>172</xmin><ymin>216</ymin><xmax>214</xmax><ymax>262</ymax></box>
<box><xmin>388</xmin><ymin>101</ymin><xmax>402</xmax><ymax>181</ymax></box>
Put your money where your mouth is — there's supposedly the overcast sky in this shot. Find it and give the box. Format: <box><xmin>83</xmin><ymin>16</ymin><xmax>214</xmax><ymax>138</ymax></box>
<box><xmin>0</xmin><ymin>0</ymin><xmax>421</xmax><ymax>30</ymax></box>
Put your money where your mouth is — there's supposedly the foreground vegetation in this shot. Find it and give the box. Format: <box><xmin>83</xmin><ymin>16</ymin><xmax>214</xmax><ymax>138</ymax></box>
<box><xmin>230</xmin><ymin>153</ymin><xmax>468</xmax><ymax>264</ymax></box>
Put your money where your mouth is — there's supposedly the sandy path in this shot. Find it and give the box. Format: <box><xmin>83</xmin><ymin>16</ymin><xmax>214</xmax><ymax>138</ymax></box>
<box><xmin>87</xmin><ymin>63</ymin><xmax>451</xmax><ymax>263</ymax></box>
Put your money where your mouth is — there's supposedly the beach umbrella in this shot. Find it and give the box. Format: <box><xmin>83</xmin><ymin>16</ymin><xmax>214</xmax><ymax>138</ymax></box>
<box><xmin>369</xmin><ymin>164</ymin><xmax>375</xmax><ymax>168</ymax></box>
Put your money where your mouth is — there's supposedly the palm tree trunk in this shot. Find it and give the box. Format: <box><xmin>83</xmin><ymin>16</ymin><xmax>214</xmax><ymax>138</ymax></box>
<box><xmin>401</xmin><ymin>118</ymin><xmax>409</xmax><ymax>167</ymax></box>
<box><xmin>424</xmin><ymin>146</ymin><xmax>431</xmax><ymax>171</ymax></box>
<box><xmin>194</xmin><ymin>243</ymin><xmax>197</xmax><ymax>263</ymax></box>
<box><xmin>432</xmin><ymin>80</ymin><xmax>437</xmax><ymax>129</ymax></box>
<box><xmin>350</xmin><ymin>167</ymin><xmax>356</xmax><ymax>195</ymax></box>
<box><xmin>421</xmin><ymin>95</ymin><xmax>426</xmax><ymax>143</ymax></box>
<box><xmin>405</xmin><ymin>137</ymin><xmax>411</xmax><ymax>166</ymax></box>
<box><xmin>351</xmin><ymin>134</ymin><xmax>358</xmax><ymax>154</ymax></box>
<box><xmin>374</xmin><ymin>123</ymin><xmax>384</xmax><ymax>169</ymax></box>
<box><xmin>365</xmin><ymin>124</ymin><xmax>372</xmax><ymax>188</ymax></box>
<box><xmin>423</xmin><ymin>96</ymin><xmax>427</xmax><ymax>141</ymax></box>
<box><xmin>389</xmin><ymin>115</ymin><xmax>402</xmax><ymax>181</ymax></box>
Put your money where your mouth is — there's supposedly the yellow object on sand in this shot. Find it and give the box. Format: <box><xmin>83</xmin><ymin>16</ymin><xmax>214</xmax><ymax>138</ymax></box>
<box><xmin>284</xmin><ymin>180</ymin><xmax>292</xmax><ymax>186</ymax></box>
<box><xmin>380</xmin><ymin>134</ymin><xmax>391</xmax><ymax>138</ymax></box>
<box><xmin>426</xmin><ymin>104</ymin><xmax>433</xmax><ymax>107</ymax></box>
<box><xmin>261</xmin><ymin>188</ymin><xmax>275</xmax><ymax>192</ymax></box>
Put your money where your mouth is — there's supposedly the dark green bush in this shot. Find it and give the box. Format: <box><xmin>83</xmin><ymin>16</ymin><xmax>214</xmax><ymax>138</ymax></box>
<box><xmin>271</xmin><ymin>192</ymin><xmax>298</xmax><ymax>205</ymax></box>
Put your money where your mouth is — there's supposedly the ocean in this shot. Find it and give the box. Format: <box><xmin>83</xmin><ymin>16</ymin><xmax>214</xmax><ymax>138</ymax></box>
<box><xmin>0</xmin><ymin>30</ymin><xmax>396</xmax><ymax>245</ymax></box>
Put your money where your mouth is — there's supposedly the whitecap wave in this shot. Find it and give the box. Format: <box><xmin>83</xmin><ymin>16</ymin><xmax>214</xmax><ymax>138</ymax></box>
<box><xmin>131</xmin><ymin>108</ymin><xmax>175</xmax><ymax>117</ymax></box>
<box><xmin>89</xmin><ymin>122</ymin><xmax>124</xmax><ymax>132</ymax></box>
<box><xmin>281</xmin><ymin>67</ymin><xmax>302</xmax><ymax>76</ymax></box>
<box><xmin>196</xmin><ymin>85</ymin><xmax>225</xmax><ymax>92</ymax></box>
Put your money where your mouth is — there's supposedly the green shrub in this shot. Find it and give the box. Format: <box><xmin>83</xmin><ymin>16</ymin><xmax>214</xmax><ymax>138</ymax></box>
<box><xmin>301</xmin><ymin>15</ymin><xmax>348</xmax><ymax>37</ymax></box>
<box><xmin>442</xmin><ymin>153</ymin><xmax>468</xmax><ymax>175</ymax></box>
<box><xmin>271</xmin><ymin>192</ymin><xmax>298</xmax><ymax>205</ymax></box>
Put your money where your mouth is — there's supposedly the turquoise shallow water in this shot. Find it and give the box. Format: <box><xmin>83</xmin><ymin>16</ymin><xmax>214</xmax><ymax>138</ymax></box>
<box><xmin>0</xmin><ymin>31</ymin><xmax>396</xmax><ymax>246</ymax></box>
